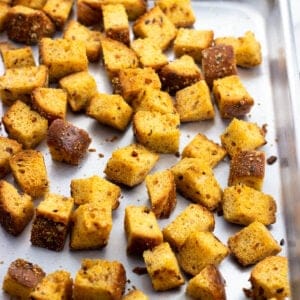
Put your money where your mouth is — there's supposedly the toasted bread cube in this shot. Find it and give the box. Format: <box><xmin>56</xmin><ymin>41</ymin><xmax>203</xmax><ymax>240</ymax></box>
<box><xmin>31</xmin><ymin>193</ymin><xmax>74</xmax><ymax>251</ymax></box>
<box><xmin>143</xmin><ymin>242</ymin><xmax>184</xmax><ymax>291</ymax></box>
<box><xmin>104</xmin><ymin>143</ymin><xmax>159</xmax><ymax>187</ymax></box>
<box><xmin>12</xmin><ymin>0</ymin><xmax>47</xmax><ymax>9</ymax></box>
<box><xmin>77</xmin><ymin>0</ymin><xmax>102</xmax><ymax>26</ymax></box>
<box><xmin>175</xmin><ymin>80</ymin><xmax>215</xmax><ymax>122</ymax></box>
<box><xmin>2</xmin><ymin>259</ymin><xmax>45</xmax><ymax>300</ymax></box>
<box><xmin>249</xmin><ymin>256</ymin><xmax>290</xmax><ymax>299</ymax></box>
<box><xmin>2</xmin><ymin>101</ymin><xmax>48</xmax><ymax>149</ymax></box>
<box><xmin>133</xmin><ymin>6</ymin><xmax>176</xmax><ymax>50</ymax></box>
<box><xmin>123</xmin><ymin>290</ymin><xmax>149</xmax><ymax>300</ymax></box>
<box><xmin>0</xmin><ymin>65</ymin><xmax>48</xmax><ymax>105</ymax></box>
<box><xmin>124</xmin><ymin>205</ymin><xmax>163</xmax><ymax>255</ymax></box>
<box><xmin>47</xmin><ymin>119</ymin><xmax>91</xmax><ymax>165</ymax></box>
<box><xmin>186</xmin><ymin>265</ymin><xmax>226</xmax><ymax>300</ymax></box>
<box><xmin>228</xmin><ymin>221</ymin><xmax>281</xmax><ymax>266</ymax></box>
<box><xmin>223</xmin><ymin>184</ymin><xmax>276</xmax><ymax>226</ymax></box>
<box><xmin>146</xmin><ymin>169</ymin><xmax>176</xmax><ymax>218</ymax></box>
<box><xmin>70</xmin><ymin>201</ymin><xmax>112</xmax><ymax>250</ymax></box>
<box><xmin>1</xmin><ymin>46</ymin><xmax>35</xmax><ymax>69</ymax></box>
<box><xmin>171</xmin><ymin>158</ymin><xmax>222</xmax><ymax>211</ymax></box>
<box><xmin>113</xmin><ymin>67</ymin><xmax>161</xmax><ymax>103</ymax></box>
<box><xmin>0</xmin><ymin>136</ymin><xmax>22</xmax><ymax>178</ymax></box>
<box><xmin>133</xmin><ymin>111</ymin><xmax>180</xmax><ymax>153</ymax></box>
<box><xmin>30</xmin><ymin>270</ymin><xmax>73</xmax><ymax>300</ymax></box>
<box><xmin>9</xmin><ymin>150</ymin><xmax>48</xmax><ymax>198</ymax></box>
<box><xmin>86</xmin><ymin>93</ymin><xmax>133</xmax><ymax>131</ymax></box>
<box><xmin>102</xmin><ymin>4</ymin><xmax>130</xmax><ymax>45</ymax></box>
<box><xmin>156</xmin><ymin>0</ymin><xmax>195</xmax><ymax>27</ymax></box>
<box><xmin>213</xmin><ymin>75</ymin><xmax>254</xmax><ymax>118</ymax></box>
<box><xmin>174</xmin><ymin>28</ymin><xmax>214</xmax><ymax>63</ymax></box>
<box><xmin>43</xmin><ymin>0</ymin><xmax>73</xmax><ymax>29</ymax></box>
<box><xmin>0</xmin><ymin>180</ymin><xmax>33</xmax><ymax>236</ymax></box>
<box><xmin>228</xmin><ymin>150</ymin><xmax>265</xmax><ymax>190</ymax></box>
<box><xmin>0</xmin><ymin>3</ymin><xmax>9</xmax><ymax>32</ymax></box>
<box><xmin>182</xmin><ymin>133</ymin><xmax>226</xmax><ymax>168</ymax></box>
<box><xmin>70</xmin><ymin>175</ymin><xmax>121</xmax><ymax>209</ymax></box>
<box><xmin>31</xmin><ymin>88</ymin><xmax>67</xmax><ymax>123</ymax></box>
<box><xmin>39</xmin><ymin>38</ymin><xmax>88</xmax><ymax>82</ymax></box>
<box><xmin>163</xmin><ymin>203</ymin><xmax>215</xmax><ymax>250</ymax></box>
<box><xmin>101</xmin><ymin>36</ymin><xmax>138</xmax><ymax>78</ymax></box>
<box><xmin>132</xmin><ymin>87</ymin><xmax>175</xmax><ymax>114</ymax></box>
<box><xmin>5</xmin><ymin>5</ymin><xmax>55</xmax><ymax>45</ymax></box>
<box><xmin>220</xmin><ymin>118</ymin><xmax>266</xmax><ymax>157</ymax></box>
<box><xmin>63</xmin><ymin>20</ymin><xmax>102</xmax><ymax>62</ymax></box>
<box><xmin>215</xmin><ymin>31</ymin><xmax>262</xmax><ymax>68</ymax></box>
<box><xmin>59</xmin><ymin>71</ymin><xmax>97</xmax><ymax>112</ymax></box>
<box><xmin>131</xmin><ymin>38</ymin><xmax>168</xmax><ymax>70</ymax></box>
<box><xmin>73</xmin><ymin>259</ymin><xmax>126</xmax><ymax>300</ymax></box>
<box><xmin>178</xmin><ymin>231</ymin><xmax>229</xmax><ymax>276</ymax></box>
<box><xmin>202</xmin><ymin>44</ymin><xmax>237</xmax><ymax>87</ymax></box>
<box><xmin>159</xmin><ymin>55</ymin><xmax>203</xmax><ymax>95</ymax></box>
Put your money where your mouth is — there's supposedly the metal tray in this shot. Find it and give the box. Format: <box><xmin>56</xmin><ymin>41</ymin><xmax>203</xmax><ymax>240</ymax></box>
<box><xmin>1</xmin><ymin>0</ymin><xmax>300</xmax><ymax>299</ymax></box>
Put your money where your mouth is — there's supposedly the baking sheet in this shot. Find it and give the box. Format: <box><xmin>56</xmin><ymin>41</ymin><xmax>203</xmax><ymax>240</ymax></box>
<box><xmin>0</xmin><ymin>0</ymin><xmax>298</xmax><ymax>299</ymax></box>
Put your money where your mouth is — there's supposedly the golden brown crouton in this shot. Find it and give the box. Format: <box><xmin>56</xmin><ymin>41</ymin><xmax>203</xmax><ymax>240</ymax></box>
<box><xmin>0</xmin><ymin>3</ymin><xmax>9</xmax><ymax>32</ymax></box>
<box><xmin>123</xmin><ymin>289</ymin><xmax>149</xmax><ymax>300</ymax></box>
<box><xmin>77</xmin><ymin>0</ymin><xmax>102</xmax><ymax>26</ymax></box>
<box><xmin>5</xmin><ymin>5</ymin><xmax>55</xmax><ymax>45</ymax></box>
<box><xmin>13</xmin><ymin>0</ymin><xmax>47</xmax><ymax>8</ymax></box>
<box><xmin>0</xmin><ymin>46</ymin><xmax>35</xmax><ymax>69</ymax></box>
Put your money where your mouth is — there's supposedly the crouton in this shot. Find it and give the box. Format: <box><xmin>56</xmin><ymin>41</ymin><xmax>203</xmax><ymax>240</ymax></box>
<box><xmin>123</xmin><ymin>290</ymin><xmax>149</xmax><ymax>300</ymax></box>
<box><xmin>0</xmin><ymin>3</ymin><xmax>9</xmax><ymax>32</ymax></box>
<box><xmin>77</xmin><ymin>0</ymin><xmax>102</xmax><ymax>26</ymax></box>
<box><xmin>0</xmin><ymin>46</ymin><xmax>35</xmax><ymax>69</ymax></box>
<box><xmin>13</xmin><ymin>0</ymin><xmax>47</xmax><ymax>9</ymax></box>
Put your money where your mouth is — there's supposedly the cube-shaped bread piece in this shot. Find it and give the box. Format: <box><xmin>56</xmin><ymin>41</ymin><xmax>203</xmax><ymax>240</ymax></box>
<box><xmin>249</xmin><ymin>256</ymin><xmax>290</xmax><ymax>299</ymax></box>
<box><xmin>113</xmin><ymin>67</ymin><xmax>161</xmax><ymax>103</ymax></box>
<box><xmin>101</xmin><ymin>36</ymin><xmax>138</xmax><ymax>79</ymax></box>
<box><xmin>0</xmin><ymin>3</ymin><xmax>9</xmax><ymax>32</ymax></box>
<box><xmin>70</xmin><ymin>175</ymin><xmax>121</xmax><ymax>209</ymax></box>
<box><xmin>132</xmin><ymin>87</ymin><xmax>175</xmax><ymax>114</ymax></box>
<box><xmin>31</xmin><ymin>193</ymin><xmax>74</xmax><ymax>251</ymax></box>
<box><xmin>30</xmin><ymin>270</ymin><xmax>73</xmax><ymax>300</ymax></box>
<box><xmin>31</xmin><ymin>88</ymin><xmax>67</xmax><ymax>123</ymax></box>
<box><xmin>177</xmin><ymin>231</ymin><xmax>229</xmax><ymax>276</ymax></box>
<box><xmin>145</xmin><ymin>169</ymin><xmax>176</xmax><ymax>218</ymax></box>
<box><xmin>131</xmin><ymin>38</ymin><xmax>168</xmax><ymax>70</ymax></box>
<box><xmin>0</xmin><ymin>65</ymin><xmax>48</xmax><ymax>105</ymax></box>
<box><xmin>0</xmin><ymin>136</ymin><xmax>22</xmax><ymax>178</ymax></box>
<box><xmin>227</xmin><ymin>221</ymin><xmax>281</xmax><ymax>266</ymax></box>
<box><xmin>220</xmin><ymin>118</ymin><xmax>266</xmax><ymax>157</ymax></box>
<box><xmin>186</xmin><ymin>265</ymin><xmax>226</xmax><ymax>300</ymax></box>
<box><xmin>202</xmin><ymin>44</ymin><xmax>237</xmax><ymax>87</ymax></box>
<box><xmin>123</xmin><ymin>289</ymin><xmax>149</xmax><ymax>300</ymax></box>
<box><xmin>133</xmin><ymin>6</ymin><xmax>176</xmax><ymax>50</ymax></box>
<box><xmin>0</xmin><ymin>180</ymin><xmax>33</xmax><ymax>236</ymax></box>
<box><xmin>182</xmin><ymin>133</ymin><xmax>227</xmax><ymax>168</ymax></box>
<box><xmin>5</xmin><ymin>5</ymin><xmax>55</xmax><ymax>45</ymax></box>
<box><xmin>159</xmin><ymin>55</ymin><xmax>203</xmax><ymax>95</ymax></box>
<box><xmin>42</xmin><ymin>0</ymin><xmax>73</xmax><ymax>29</ymax></box>
<box><xmin>213</xmin><ymin>75</ymin><xmax>254</xmax><ymax>118</ymax></box>
<box><xmin>223</xmin><ymin>185</ymin><xmax>276</xmax><ymax>226</ymax></box>
<box><xmin>133</xmin><ymin>111</ymin><xmax>180</xmax><ymax>154</ymax></box>
<box><xmin>12</xmin><ymin>0</ymin><xmax>47</xmax><ymax>9</ymax></box>
<box><xmin>175</xmin><ymin>80</ymin><xmax>215</xmax><ymax>122</ymax></box>
<box><xmin>171</xmin><ymin>158</ymin><xmax>222</xmax><ymax>211</ymax></box>
<box><xmin>1</xmin><ymin>46</ymin><xmax>35</xmax><ymax>69</ymax></box>
<box><xmin>163</xmin><ymin>203</ymin><xmax>215</xmax><ymax>250</ymax></box>
<box><xmin>73</xmin><ymin>259</ymin><xmax>126</xmax><ymax>300</ymax></box>
<box><xmin>143</xmin><ymin>242</ymin><xmax>184</xmax><ymax>291</ymax></box>
<box><xmin>174</xmin><ymin>28</ymin><xmax>214</xmax><ymax>63</ymax></box>
<box><xmin>2</xmin><ymin>259</ymin><xmax>45</xmax><ymax>300</ymax></box>
<box><xmin>102</xmin><ymin>4</ymin><xmax>130</xmax><ymax>45</ymax></box>
<box><xmin>2</xmin><ymin>101</ymin><xmax>48</xmax><ymax>149</ymax></box>
<box><xmin>228</xmin><ymin>150</ymin><xmax>265</xmax><ymax>191</ymax></box>
<box><xmin>156</xmin><ymin>0</ymin><xmax>195</xmax><ymax>28</ymax></box>
<box><xmin>59</xmin><ymin>71</ymin><xmax>97</xmax><ymax>112</ymax></box>
<box><xmin>70</xmin><ymin>201</ymin><xmax>112</xmax><ymax>250</ymax></box>
<box><xmin>39</xmin><ymin>38</ymin><xmax>88</xmax><ymax>82</ymax></box>
<box><xmin>215</xmin><ymin>31</ymin><xmax>262</xmax><ymax>68</ymax></box>
<box><xmin>104</xmin><ymin>143</ymin><xmax>159</xmax><ymax>187</ymax></box>
<box><xmin>87</xmin><ymin>93</ymin><xmax>133</xmax><ymax>131</ymax></box>
<box><xmin>9</xmin><ymin>150</ymin><xmax>49</xmax><ymax>198</ymax></box>
<box><xmin>63</xmin><ymin>20</ymin><xmax>102</xmax><ymax>62</ymax></box>
<box><xmin>47</xmin><ymin>119</ymin><xmax>91</xmax><ymax>165</ymax></box>
<box><xmin>77</xmin><ymin>0</ymin><xmax>102</xmax><ymax>26</ymax></box>
<box><xmin>124</xmin><ymin>205</ymin><xmax>163</xmax><ymax>255</ymax></box>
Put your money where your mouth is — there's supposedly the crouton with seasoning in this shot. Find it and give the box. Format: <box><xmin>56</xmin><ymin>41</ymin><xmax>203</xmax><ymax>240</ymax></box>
<box><xmin>13</xmin><ymin>0</ymin><xmax>47</xmax><ymax>9</ymax></box>
<box><xmin>0</xmin><ymin>3</ymin><xmax>9</xmax><ymax>32</ymax></box>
